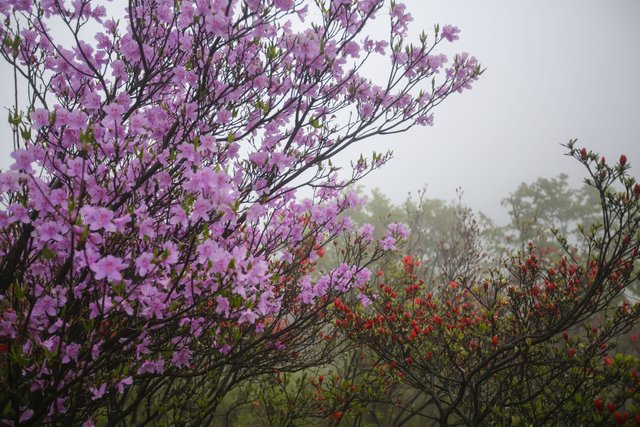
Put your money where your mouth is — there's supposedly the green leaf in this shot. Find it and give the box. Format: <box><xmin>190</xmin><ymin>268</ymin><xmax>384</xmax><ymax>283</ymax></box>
<box><xmin>41</xmin><ymin>246</ymin><xmax>56</xmax><ymax>260</ymax></box>
<box><xmin>20</xmin><ymin>126</ymin><xmax>31</xmax><ymax>141</ymax></box>
<box><xmin>267</xmin><ymin>44</ymin><xmax>278</xmax><ymax>60</ymax></box>
<box><xmin>309</xmin><ymin>116</ymin><xmax>321</xmax><ymax>129</ymax></box>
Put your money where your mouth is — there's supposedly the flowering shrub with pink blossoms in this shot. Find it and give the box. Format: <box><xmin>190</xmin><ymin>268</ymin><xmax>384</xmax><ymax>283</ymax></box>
<box><xmin>0</xmin><ymin>0</ymin><xmax>480</xmax><ymax>424</ymax></box>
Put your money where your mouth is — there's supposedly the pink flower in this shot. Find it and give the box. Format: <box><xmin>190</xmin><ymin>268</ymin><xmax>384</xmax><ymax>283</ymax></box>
<box><xmin>0</xmin><ymin>311</ymin><xmax>17</xmax><ymax>339</ymax></box>
<box><xmin>169</xmin><ymin>205</ymin><xmax>188</xmax><ymax>227</ymax></box>
<box><xmin>89</xmin><ymin>383</ymin><xmax>107</xmax><ymax>400</ymax></box>
<box><xmin>0</xmin><ymin>171</ymin><xmax>20</xmax><ymax>193</ymax></box>
<box><xmin>416</xmin><ymin>114</ymin><xmax>434</xmax><ymax>126</ymax></box>
<box><xmin>216</xmin><ymin>295</ymin><xmax>230</xmax><ymax>317</ymax></box>
<box><xmin>30</xmin><ymin>108</ymin><xmax>50</xmax><ymax>128</ymax></box>
<box><xmin>191</xmin><ymin>198</ymin><xmax>213</xmax><ymax>221</ymax></box>
<box><xmin>80</xmin><ymin>206</ymin><xmax>116</xmax><ymax>232</ymax></box>
<box><xmin>66</xmin><ymin>157</ymin><xmax>85</xmax><ymax>177</ymax></box>
<box><xmin>137</xmin><ymin>359</ymin><xmax>165</xmax><ymax>375</ymax></box>
<box><xmin>379</xmin><ymin>235</ymin><xmax>396</xmax><ymax>251</ymax></box>
<box><xmin>41</xmin><ymin>337</ymin><xmax>58</xmax><ymax>352</ymax></box>
<box><xmin>128</xmin><ymin>113</ymin><xmax>148</xmax><ymax>135</ymax></box>
<box><xmin>62</xmin><ymin>342</ymin><xmax>81</xmax><ymax>364</ymax></box>
<box><xmin>10</xmin><ymin>149</ymin><xmax>35</xmax><ymax>173</ymax></box>
<box><xmin>388</xmin><ymin>223</ymin><xmax>409</xmax><ymax>239</ymax></box>
<box><xmin>357</xmin><ymin>293</ymin><xmax>372</xmax><ymax>307</ymax></box>
<box><xmin>355</xmin><ymin>268</ymin><xmax>372</xmax><ymax>285</ymax></box>
<box><xmin>66</xmin><ymin>110</ymin><xmax>87</xmax><ymax>130</ymax></box>
<box><xmin>205</xmin><ymin>13</ymin><xmax>231</xmax><ymax>38</ymax></box>
<box><xmin>117</xmin><ymin>376</ymin><xmax>133</xmax><ymax>394</ymax></box>
<box><xmin>8</xmin><ymin>204</ymin><xmax>31</xmax><ymax>224</ymax></box>
<box><xmin>216</xmin><ymin>108</ymin><xmax>232</xmax><ymax>124</ymax></box>
<box><xmin>141</xmin><ymin>297</ymin><xmax>166</xmax><ymax>320</ymax></box>
<box><xmin>197</xmin><ymin>239</ymin><xmax>218</xmax><ymax>264</ymax></box>
<box><xmin>171</xmin><ymin>348</ymin><xmax>192</xmax><ymax>369</ymax></box>
<box><xmin>343</xmin><ymin>41</ymin><xmax>360</xmax><ymax>58</ymax></box>
<box><xmin>36</xmin><ymin>221</ymin><xmax>63</xmax><ymax>242</ymax></box>
<box><xmin>89</xmin><ymin>296</ymin><xmax>114</xmax><ymax>318</ymax></box>
<box><xmin>135</xmin><ymin>252</ymin><xmax>154</xmax><ymax>276</ymax></box>
<box><xmin>19</xmin><ymin>409</ymin><xmax>34</xmax><ymax>423</ymax></box>
<box><xmin>103</xmin><ymin>103</ymin><xmax>124</xmax><ymax>120</ymax></box>
<box><xmin>441</xmin><ymin>25</ymin><xmax>460</xmax><ymax>42</ymax></box>
<box><xmin>359</xmin><ymin>223</ymin><xmax>375</xmax><ymax>243</ymax></box>
<box><xmin>90</xmin><ymin>255</ymin><xmax>127</xmax><ymax>282</ymax></box>
<box><xmin>359</xmin><ymin>102</ymin><xmax>374</xmax><ymax>119</ymax></box>
<box><xmin>32</xmin><ymin>295</ymin><xmax>58</xmax><ymax>317</ymax></box>
<box><xmin>274</xmin><ymin>0</ymin><xmax>293</xmax><ymax>10</ymax></box>
<box><xmin>391</xmin><ymin>3</ymin><xmax>412</xmax><ymax>36</ymax></box>
<box><xmin>238</xmin><ymin>309</ymin><xmax>258</xmax><ymax>325</ymax></box>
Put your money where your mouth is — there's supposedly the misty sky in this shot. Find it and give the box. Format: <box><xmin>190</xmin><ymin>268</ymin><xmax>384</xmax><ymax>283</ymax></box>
<box><xmin>1</xmin><ymin>1</ymin><xmax>638</xmax><ymax>224</ymax></box>
<box><xmin>339</xmin><ymin>0</ymin><xmax>640</xmax><ymax>223</ymax></box>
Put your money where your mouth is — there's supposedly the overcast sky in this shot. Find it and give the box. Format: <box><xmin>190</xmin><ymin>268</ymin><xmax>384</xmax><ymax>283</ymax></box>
<box><xmin>1</xmin><ymin>1</ymin><xmax>638</xmax><ymax>224</ymax></box>
<box><xmin>339</xmin><ymin>0</ymin><xmax>640</xmax><ymax>223</ymax></box>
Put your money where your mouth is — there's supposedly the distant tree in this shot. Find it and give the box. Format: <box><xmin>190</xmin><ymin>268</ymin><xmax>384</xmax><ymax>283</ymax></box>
<box><xmin>346</xmin><ymin>187</ymin><xmax>486</xmax><ymax>286</ymax></box>
<box><xmin>403</xmin><ymin>188</ymin><xmax>485</xmax><ymax>285</ymax></box>
<box><xmin>499</xmin><ymin>173</ymin><xmax>601</xmax><ymax>255</ymax></box>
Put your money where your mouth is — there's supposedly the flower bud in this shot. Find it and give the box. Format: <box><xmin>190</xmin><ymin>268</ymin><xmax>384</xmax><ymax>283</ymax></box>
<box><xmin>620</xmin><ymin>154</ymin><xmax>628</xmax><ymax>167</ymax></box>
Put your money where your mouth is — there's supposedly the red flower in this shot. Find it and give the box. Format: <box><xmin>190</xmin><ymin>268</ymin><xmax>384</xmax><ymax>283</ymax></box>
<box><xmin>491</xmin><ymin>335</ymin><xmax>499</xmax><ymax>347</ymax></box>
<box><xmin>330</xmin><ymin>411</ymin><xmax>343</xmax><ymax>421</ymax></box>
<box><xmin>593</xmin><ymin>397</ymin><xmax>603</xmax><ymax>411</ymax></box>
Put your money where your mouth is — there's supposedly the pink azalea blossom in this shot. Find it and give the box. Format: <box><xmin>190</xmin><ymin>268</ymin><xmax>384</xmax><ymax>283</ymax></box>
<box><xmin>30</xmin><ymin>108</ymin><xmax>50</xmax><ymax>128</ymax></box>
<box><xmin>80</xmin><ymin>206</ymin><xmax>116</xmax><ymax>232</ymax></box>
<box><xmin>441</xmin><ymin>24</ymin><xmax>460</xmax><ymax>42</ymax></box>
<box><xmin>62</xmin><ymin>342</ymin><xmax>81</xmax><ymax>364</ymax></box>
<box><xmin>10</xmin><ymin>149</ymin><xmax>34</xmax><ymax>173</ymax></box>
<box><xmin>216</xmin><ymin>295</ymin><xmax>230</xmax><ymax>317</ymax></box>
<box><xmin>89</xmin><ymin>383</ymin><xmax>106</xmax><ymax>400</ymax></box>
<box><xmin>90</xmin><ymin>255</ymin><xmax>127</xmax><ymax>282</ymax></box>
<box><xmin>171</xmin><ymin>348</ymin><xmax>192</xmax><ymax>369</ymax></box>
<box><xmin>116</xmin><ymin>377</ymin><xmax>133</xmax><ymax>394</ymax></box>
<box><xmin>238</xmin><ymin>309</ymin><xmax>258</xmax><ymax>325</ymax></box>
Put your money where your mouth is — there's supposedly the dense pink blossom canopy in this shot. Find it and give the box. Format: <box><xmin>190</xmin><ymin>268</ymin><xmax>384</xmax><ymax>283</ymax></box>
<box><xmin>0</xmin><ymin>0</ymin><xmax>479</xmax><ymax>423</ymax></box>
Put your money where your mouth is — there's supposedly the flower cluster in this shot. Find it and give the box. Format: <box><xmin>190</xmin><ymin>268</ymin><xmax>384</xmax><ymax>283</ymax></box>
<box><xmin>0</xmin><ymin>0</ymin><xmax>480</xmax><ymax>424</ymax></box>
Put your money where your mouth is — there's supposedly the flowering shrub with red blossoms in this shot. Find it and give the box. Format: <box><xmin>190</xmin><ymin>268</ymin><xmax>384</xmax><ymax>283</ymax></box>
<box><xmin>0</xmin><ymin>0</ymin><xmax>481</xmax><ymax>424</ymax></box>
<box><xmin>331</xmin><ymin>145</ymin><xmax>640</xmax><ymax>425</ymax></box>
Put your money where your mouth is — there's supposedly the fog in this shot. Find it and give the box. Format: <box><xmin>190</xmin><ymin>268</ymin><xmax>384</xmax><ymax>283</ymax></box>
<box><xmin>1</xmin><ymin>0</ymin><xmax>638</xmax><ymax>225</ymax></box>
<box><xmin>338</xmin><ymin>0</ymin><xmax>640</xmax><ymax>224</ymax></box>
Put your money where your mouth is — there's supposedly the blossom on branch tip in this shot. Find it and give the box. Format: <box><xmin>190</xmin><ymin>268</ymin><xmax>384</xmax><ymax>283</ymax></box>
<box><xmin>441</xmin><ymin>25</ymin><xmax>460</xmax><ymax>42</ymax></box>
<box><xmin>90</xmin><ymin>255</ymin><xmax>127</xmax><ymax>282</ymax></box>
